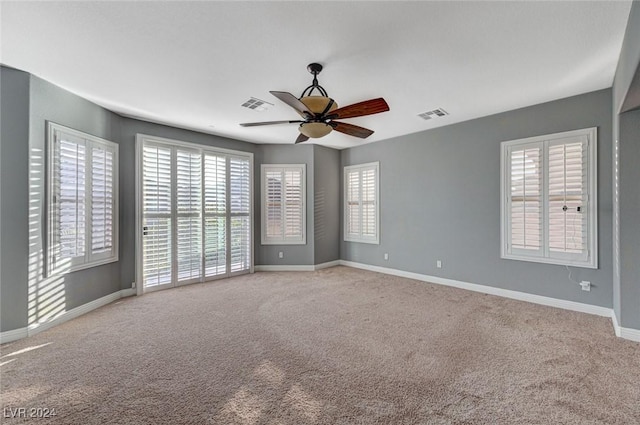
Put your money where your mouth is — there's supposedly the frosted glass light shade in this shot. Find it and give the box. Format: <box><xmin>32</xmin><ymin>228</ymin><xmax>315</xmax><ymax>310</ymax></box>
<box><xmin>299</xmin><ymin>96</ymin><xmax>339</xmax><ymax>115</ymax></box>
<box><xmin>299</xmin><ymin>122</ymin><xmax>332</xmax><ymax>138</ymax></box>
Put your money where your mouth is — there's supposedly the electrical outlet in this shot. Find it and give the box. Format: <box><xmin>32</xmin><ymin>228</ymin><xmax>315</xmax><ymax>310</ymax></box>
<box><xmin>131</xmin><ymin>282</ymin><xmax>135</xmax><ymax>288</ymax></box>
<box><xmin>278</xmin><ymin>251</ymin><xmax>283</xmax><ymax>259</ymax></box>
<box><xmin>436</xmin><ymin>260</ymin><xmax>442</xmax><ymax>268</ymax></box>
<box><xmin>384</xmin><ymin>253</ymin><xmax>389</xmax><ymax>261</ymax></box>
<box><xmin>580</xmin><ymin>281</ymin><xmax>591</xmax><ymax>292</ymax></box>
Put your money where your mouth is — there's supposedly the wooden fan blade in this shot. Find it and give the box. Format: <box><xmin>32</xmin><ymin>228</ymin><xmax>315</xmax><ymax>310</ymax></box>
<box><xmin>330</xmin><ymin>121</ymin><xmax>374</xmax><ymax>139</ymax></box>
<box><xmin>240</xmin><ymin>120</ymin><xmax>303</xmax><ymax>127</ymax></box>
<box><xmin>270</xmin><ymin>91</ymin><xmax>312</xmax><ymax>116</ymax></box>
<box><xmin>327</xmin><ymin>98</ymin><xmax>389</xmax><ymax>120</ymax></box>
<box><xmin>295</xmin><ymin>133</ymin><xmax>310</xmax><ymax>144</ymax></box>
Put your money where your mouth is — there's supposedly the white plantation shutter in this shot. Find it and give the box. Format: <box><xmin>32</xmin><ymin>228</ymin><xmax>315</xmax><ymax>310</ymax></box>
<box><xmin>501</xmin><ymin>128</ymin><xmax>596</xmax><ymax>268</ymax></box>
<box><xmin>91</xmin><ymin>147</ymin><xmax>115</xmax><ymax>258</ymax></box>
<box><xmin>547</xmin><ymin>138</ymin><xmax>588</xmax><ymax>261</ymax></box>
<box><xmin>508</xmin><ymin>145</ymin><xmax>542</xmax><ymax>255</ymax></box>
<box><xmin>346</xmin><ymin>169</ymin><xmax>360</xmax><ymax>237</ymax></box>
<box><xmin>142</xmin><ymin>145</ymin><xmax>172</xmax><ymax>287</ymax></box>
<box><xmin>344</xmin><ymin>162</ymin><xmax>379</xmax><ymax>244</ymax></box>
<box><xmin>261</xmin><ymin>165</ymin><xmax>306</xmax><ymax>245</ymax></box>
<box><xmin>139</xmin><ymin>137</ymin><xmax>253</xmax><ymax>290</ymax></box>
<box><xmin>361</xmin><ymin>168</ymin><xmax>377</xmax><ymax>239</ymax></box>
<box><xmin>230</xmin><ymin>157</ymin><xmax>251</xmax><ymax>273</ymax></box>
<box><xmin>204</xmin><ymin>154</ymin><xmax>227</xmax><ymax>277</ymax></box>
<box><xmin>48</xmin><ymin>123</ymin><xmax>118</xmax><ymax>274</ymax></box>
<box><xmin>176</xmin><ymin>150</ymin><xmax>202</xmax><ymax>282</ymax></box>
<box><xmin>56</xmin><ymin>138</ymin><xmax>86</xmax><ymax>263</ymax></box>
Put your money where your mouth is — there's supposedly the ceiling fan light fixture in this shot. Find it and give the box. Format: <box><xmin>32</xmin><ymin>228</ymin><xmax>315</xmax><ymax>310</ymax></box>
<box><xmin>299</xmin><ymin>96</ymin><xmax>338</xmax><ymax>115</ymax></box>
<box><xmin>299</xmin><ymin>122</ymin><xmax>332</xmax><ymax>138</ymax></box>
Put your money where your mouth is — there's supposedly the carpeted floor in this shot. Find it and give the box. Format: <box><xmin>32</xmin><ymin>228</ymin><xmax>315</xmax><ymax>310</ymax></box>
<box><xmin>1</xmin><ymin>266</ymin><xmax>639</xmax><ymax>424</ymax></box>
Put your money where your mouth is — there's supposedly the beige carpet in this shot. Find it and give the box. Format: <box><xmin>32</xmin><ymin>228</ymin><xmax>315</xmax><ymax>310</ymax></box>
<box><xmin>1</xmin><ymin>266</ymin><xmax>639</xmax><ymax>424</ymax></box>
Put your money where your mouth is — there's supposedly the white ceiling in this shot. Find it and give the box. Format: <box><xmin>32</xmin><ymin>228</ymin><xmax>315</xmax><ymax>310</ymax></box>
<box><xmin>1</xmin><ymin>1</ymin><xmax>632</xmax><ymax>149</ymax></box>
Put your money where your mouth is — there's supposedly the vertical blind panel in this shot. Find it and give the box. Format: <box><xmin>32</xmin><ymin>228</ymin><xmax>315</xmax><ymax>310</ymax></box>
<box><xmin>230</xmin><ymin>216</ymin><xmax>251</xmax><ymax>272</ymax></box>
<box><xmin>204</xmin><ymin>217</ymin><xmax>227</xmax><ymax>277</ymax></box>
<box><xmin>265</xmin><ymin>170</ymin><xmax>283</xmax><ymax>238</ymax></box>
<box><xmin>284</xmin><ymin>169</ymin><xmax>303</xmax><ymax>238</ymax></box>
<box><xmin>57</xmin><ymin>140</ymin><xmax>86</xmax><ymax>259</ymax></box>
<box><xmin>143</xmin><ymin>146</ymin><xmax>172</xmax><ymax>213</ymax></box>
<box><xmin>91</xmin><ymin>147</ymin><xmax>114</xmax><ymax>254</ymax></box>
<box><xmin>204</xmin><ymin>155</ymin><xmax>226</xmax><ymax>214</ymax></box>
<box><xmin>361</xmin><ymin>169</ymin><xmax>376</xmax><ymax>237</ymax></box>
<box><xmin>510</xmin><ymin>147</ymin><xmax>542</xmax><ymax>250</ymax></box>
<box><xmin>177</xmin><ymin>216</ymin><xmax>202</xmax><ymax>281</ymax></box>
<box><xmin>548</xmin><ymin>141</ymin><xmax>586</xmax><ymax>254</ymax></box>
<box><xmin>230</xmin><ymin>157</ymin><xmax>251</xmax><ymax>214</ymax></box>
<box><xmin>143</xmin><ymin>218</ymin><xmax>172</xmax><ymax>287</ymax></box>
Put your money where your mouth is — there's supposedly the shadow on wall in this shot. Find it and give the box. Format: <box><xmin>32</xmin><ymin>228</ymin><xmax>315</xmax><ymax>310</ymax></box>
<box><xmin>27</xmin><ymin>146</ymin><xmax>66</xmax><ymax>327</ymax></box>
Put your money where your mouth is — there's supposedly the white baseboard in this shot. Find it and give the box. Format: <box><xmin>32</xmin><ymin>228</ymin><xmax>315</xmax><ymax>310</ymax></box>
<box><xmin>340</xmin><ymin>260</ymin><xmax>612</xmax><ymax>317</ymax></box>
<box><xmin>611</xmin><ymin>312</ymin><xmax>640</xmax><ymax>342</ymax></box>
<box><xmin>255</xmin><ymin>260</ymin><xmax>341</xmax><ymax>272</ymax></box>
<box><xmin>1</xmin><ymin>289</ymin><xmax>136</xmax><ymax>344</ymax></box>
<box><xmin>0</xmin><ymin>327</ymin><xmax>29</xmax><ymax>344</ymax></box>
<box><xmin>255</xmin><ymin>265</ymin><xmax>316</xmax><ymax>272</ymax></box>
<box><xmin>314</xmin><ymin>260</ymin><xmax>341</xmax><ymax>270</ymax></box>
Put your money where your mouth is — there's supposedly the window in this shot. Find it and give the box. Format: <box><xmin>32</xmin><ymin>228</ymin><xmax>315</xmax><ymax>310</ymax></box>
<box><xmin>47</xmin><ymin>122</ymin><xmax>119</xmax><ymax>274</ymax></box>
<box><xmin>500</xmin><ymin>127</ymin><xmax>597</xmax><ymax>268</ymax></box>
<box><xmin>261</xmin><ymin>164</ymin><xmax>306</xmax><ymax>245</ymax></box>
<box><xmin>344</xmin><ymin>162</ymin><xmax>379</xmax><ymax>244</ymax></box>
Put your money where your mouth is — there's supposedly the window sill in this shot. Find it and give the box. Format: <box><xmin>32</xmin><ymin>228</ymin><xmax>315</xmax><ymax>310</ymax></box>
<box><xmin>261</xmin><ymin>240</ymin><xmax>307</xmax><ymax>246</ymax></box>
<box><xmin>501</xmin><ymin>253</ymin><xmax>597</xmax><ymax>269</ymax></box>
<box><xmin>344</xmin><ymin>237</ymin><xmax>380</xmax><ymax>245</ymax></box>
<box><xmin>48</xmin><ymin>255</ymin><xmax>119</xmax><ymax>277</ymax></box>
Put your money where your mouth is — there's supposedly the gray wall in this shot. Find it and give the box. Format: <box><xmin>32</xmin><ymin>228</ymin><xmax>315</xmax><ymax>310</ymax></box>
<box><xmin>1</xmin><ymin>67</ymin><xmax>30</xmax><ymax>331</ymax></box>
<box><xmin>612</xmin><ymin>0</ymin><xmax>640</xmax><ymax>329</ymax></box>
<box><xmin>617</xmin><ymin>110</ymin><xmax>640</xmax><ymax>328</ymax></box>
<box><xmin>118</xmin><ymin>118</ymin><xmax>256</xmax><ymax>288</ymax></box>
<box><xmin>313</xmin><ymin>145</ymin><xmax>340</xmax><ymax>264</ymax></box>
<box><xmin>254</xmin><ymin>144</ymin><xmax>315</xmax><ymax>266</ymax></box>
<box><xmin>341</xmin><ymin>89</ymin><xmax>613</xmax><ymax>308</ymax></box>
<box><xmin>614</xmin><ymin>1</ymin><xmax>640</xmax><ymax>113</ymax></box>
<box><xmin>28</xmin><ymin>75</ymin><xmax>123</xmax><ymax>317</ymax></box>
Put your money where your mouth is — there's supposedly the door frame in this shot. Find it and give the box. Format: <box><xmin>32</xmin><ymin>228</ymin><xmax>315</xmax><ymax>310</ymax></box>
<box><xmin>135</xmin><ymin>134</ymin><xmax>254</xmax><ymax>296</ymax></box>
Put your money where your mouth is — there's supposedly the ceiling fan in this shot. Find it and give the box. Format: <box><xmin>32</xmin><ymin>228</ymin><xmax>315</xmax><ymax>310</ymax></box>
<box><xmin>240</xmin><ymin>63</ymin><xmax>390</xmax><ymax>144</ymax></box>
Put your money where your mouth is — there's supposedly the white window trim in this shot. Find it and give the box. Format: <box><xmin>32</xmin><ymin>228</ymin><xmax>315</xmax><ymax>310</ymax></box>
<box><xmin>47</xmin><ymin>122</ymin><xmax>119</xmax><ymax>275</ymax></box>
<box><xmin>261</xmin><ymin>164</ymin><xmax>307</xmax><ymax>245</ymax></box>
<box><xmin>500</xmin><ymin>127</ymin><xmax>598</xmax><ymax>269</ymax></box>
<box><xmin>343</xmin><ymin>161</ymin><xmax>380</xmax><ymax>245</ymax></box>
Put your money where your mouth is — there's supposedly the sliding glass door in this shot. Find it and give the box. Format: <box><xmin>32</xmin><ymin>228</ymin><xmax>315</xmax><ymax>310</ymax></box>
<box><xmin>138</xmin><ymin>136</ymin><xmax>252</xmax><ymax>292</ymax></box>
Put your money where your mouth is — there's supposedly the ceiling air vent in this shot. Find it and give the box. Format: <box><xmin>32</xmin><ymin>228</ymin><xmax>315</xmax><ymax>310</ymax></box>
<box><xmin>241</xmin><ymin>97</ymin><xmax>273</xmax><ymax>112</ymax></box>
<box><xmin>418</xmin><ymin>108</ymin><xmax>449</xmax><ymax>120</ymax></box>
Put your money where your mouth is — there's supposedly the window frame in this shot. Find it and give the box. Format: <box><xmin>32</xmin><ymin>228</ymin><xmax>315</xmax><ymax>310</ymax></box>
<box><xmin>47</xmin><ymin>122</ymin><xmax>119</xmax><ymax>275</ymax></box>
<box><xmin>260</xmin><ymin>164</ymin><xmax>307</xmax><ymax>245</ymax></box>
<box><xmin>343</xmin><ymin>161</ymin><xmax>380</xmax><ymax>245</ymax></box>
<box><xmin>500</xmin><ymin>127</ymin><xmax>598</xmax><ymax>269</ymax></box>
